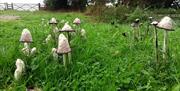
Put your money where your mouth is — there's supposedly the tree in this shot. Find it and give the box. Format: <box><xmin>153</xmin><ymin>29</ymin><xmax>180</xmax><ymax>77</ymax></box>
<box><xmin>44</xmin><ymin>0</ymin><xmax>68</xmax><ymax>10</ymax></box>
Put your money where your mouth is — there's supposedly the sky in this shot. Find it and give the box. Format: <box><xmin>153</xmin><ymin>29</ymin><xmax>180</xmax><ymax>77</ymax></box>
<box><xmin>0</xmin><ymin>0</ymin><xmax>44</xmax><ymax>4</ymax></box>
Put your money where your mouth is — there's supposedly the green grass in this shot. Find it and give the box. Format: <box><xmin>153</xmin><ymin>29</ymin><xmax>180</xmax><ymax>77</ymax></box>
<box><xmin>0</xmin><ymin>10</ymin><xmax>180</xmax><ymax>91</ymax></box>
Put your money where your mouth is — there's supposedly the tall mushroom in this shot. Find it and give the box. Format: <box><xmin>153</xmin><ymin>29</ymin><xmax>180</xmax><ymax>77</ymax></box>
<box><xmin>60</xmin><ymin>22</ymin><xmax>75</xmax><ymax>43</ymax></box>
<box><xmin>57</xmin><ymin>34</ymin><xmax>71</xmax><ymax>70</ymax></box>
<box><xmin>73</xmin><ymin>18</ymin><xmax>81</xmax><ymax>35</ymax></box>
<box><xmin>151</xmin><ymin>21</ymin><xmax>159</xmax><ymax>65</ymax></box>
<box><xmin>131</xmin><ymin>18</ymin><xmax>140</xmax><ymax>41</ymax></box>
<box><xmin>14</xmin><ymin>59</ymin><xmax>25</xmax><ymax>81</ymax></box>
<box><xmin>157</xmin><ymin>16</ymin><xmax>175</xmax><ymax>62</ymax></box>
<box><xmin>147</xmin><ymin>17</ymin><xmax>153</xmax><ymax>36</ymax></box>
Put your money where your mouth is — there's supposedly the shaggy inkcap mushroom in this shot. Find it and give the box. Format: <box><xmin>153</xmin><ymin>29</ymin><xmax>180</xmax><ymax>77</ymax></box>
<box><xmin>60</xmin><ymin>22</ymin><xmax>75</xmax><ymax>32</ymax></box>
<box><xmin>157</xmin><ymin>16</ymin><xmax>174</xmax><ymax>31</ymax></box>
<box><xmin>20</xmin><ymin>28</ymin><xmax>33</xmax><ymax>43</ymax></box>
<box><xmin>73</xmin><ymin>18</ymin><xmax>81</xmax><ymax>25</ymax></box>
<box><xmin>57</xmin><ymin>34</ymin><xmax>71</xmax><ymax>54</ymax></box>
<box><xmin>49</xmin><ymin>17</ymin><xmax>58</xmax><ymax>24</ymax></box>
<box><xmin>14</xmin><ymin>59</ymin><xmax>25</xmax><ymax>80</ymax></box>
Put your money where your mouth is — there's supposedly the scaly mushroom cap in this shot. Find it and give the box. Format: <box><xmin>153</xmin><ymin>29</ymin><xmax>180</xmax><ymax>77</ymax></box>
<box><xmin>57</xmin><ymin>34</ymin><xmax>71</xmax><ymax>54</ymax></box>
<box><xmin>49</xmin><ymin>17</ymin><xmax>57</xmax><ymax>24</ymax></box>
<box><xmin>157</xmin><ymin>16</ymin><xmax>174</xmax><ymax>31</ymax></box>
<box><xmin>73</xmin><ymin>18</ymin><xmax>81</xmax><ymax>24</ymax></box>
<box><xmin>20</xmin><ymin>28</ymin><xmax>33</xmax><ymax>43</ymax></box>
<box><xmin>60</xmin><ymin>22</ymin><xmax>75</xmax><ymax>32</ymax></box>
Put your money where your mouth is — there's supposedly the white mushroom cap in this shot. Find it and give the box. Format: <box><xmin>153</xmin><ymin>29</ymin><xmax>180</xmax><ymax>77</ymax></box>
<box><xmin>49</xmin><ymin>17</ymin><xmax>57</xmax><ymax>24</ymax></box>
<box><xmin>16</xmin><ymin>59</ymin><xmax>25</xmax><ymax>70</ymax></box>
<box><xmin>20</xmin><ymin>28</ymin><xmax>33</xmax><ymax>43</ymax></box>
<box><xmin>51</xmin><ymin>48</ymin><xmax>57</xmax><ymax>53</ymax></box>
<box><xmin>30</xmin><ymin>47</ymin><xmax>36</xmax><ymax>55</ymax></box>
<box><xmin>51</xmin><ymin>48</ymin><xmax>58</xmax><ymax>60</ymax></box>
<box><xmin>61</xmin><ymin>22</ymin><xmax>74</xmax><ymax>32</ymax></box>
<box><xmin>151</xmin><ymin>21</ymin><xmax>159</xmax><ymax>26</ymax></box>
<box><xmin>73</xmin><ymin>18</ymin><xmax>81</xmax><ymax>24</ymax></box>
<box><xmin>81</xmin><ymin>29</ymin><xmax>86</xmax><ymax>37</ymax></box>
<box><xmin>157</xmin><ymin>16</ymin><xmax>174</xmax><ymax>30</ymax></box>
<box><xmin>57</xmin><ymin>34</ymin><xmax>71</xmax><ymax>54</ymax></box>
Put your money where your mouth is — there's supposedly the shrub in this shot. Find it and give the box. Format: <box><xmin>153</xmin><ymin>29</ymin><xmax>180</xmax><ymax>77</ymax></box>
<box><xmin>127</xmin><ymin>7</ymin><xmax>148</xmax><ymax>22</ymax></box>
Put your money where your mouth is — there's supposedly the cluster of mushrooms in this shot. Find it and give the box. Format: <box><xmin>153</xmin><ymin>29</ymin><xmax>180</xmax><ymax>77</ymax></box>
<box><xmin>14</xmin><ymin>17</ymin><xmax>86</xmax><ymax>83</ymax></box>
<box><xmin>131</xmin><ymin>16</ymin><xmax>175</xmax><ymax>65</ymax></box>
<box><xmin>14</xmin><ymin>28</ymin><xmax>36</xmax><ymax>82</ymax></box>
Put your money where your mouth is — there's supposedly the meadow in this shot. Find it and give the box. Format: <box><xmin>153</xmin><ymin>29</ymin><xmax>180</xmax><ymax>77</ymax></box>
<box><xmin>0</xmin><ymin>10</ymin><xmax>180</xmax><ymax>91</ymax></box>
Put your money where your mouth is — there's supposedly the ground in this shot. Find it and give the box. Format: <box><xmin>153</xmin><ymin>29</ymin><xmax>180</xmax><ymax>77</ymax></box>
<box><xmin>0</xmin><ymin>11</ymin><xmax>180</xmax><ymax>91</ymax></box>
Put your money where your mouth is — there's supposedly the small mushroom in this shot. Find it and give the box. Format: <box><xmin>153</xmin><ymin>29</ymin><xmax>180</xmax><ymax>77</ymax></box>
<box><xmin>30</xmin><ymin>47</ymin><xmax>37</xmax><ymax>55</ymax></box>
<box><xmin>14</xmin><ymin>59</ymin><xmax>25</xmax><ymax>81</ymax></box>
<box><xmin>131</xmin><ymin>18</ymin><xmax>140</xmax><ymax>41</ymax></box>
<box><xmin>45</xmin><ymin>34</ymin><xmax>52</xmax><ymax>43</ymax></box>
<box><xmin>80</xmin><ymin>29</ymin><xmax>86</xmax><ymax>38</ymax></box>
<box><xmin>49</xmin><ymin>17</ymin><xmax>58</xmax><ymax>25</ymax></box>
<box><xmin>151</xmin><ymin>20</ymin><xmax>159</xmax><ymax>65</ymax></box>
<box><xmin>61</xmin><ymin>22</ymin><xmax>75</xmax><ymax>32</ymax></box>
<box><xmin>51</xmin><ymin>48</ymin><xmax>58</xmax><ymax>61</ymax></box>
<box><xmin>20</xmin><ymin>28</ymin><xmax>33</xmax><ymax>43</ymax></box>
<box><xmin>57</xmin><ymin>34</ymin><xmax>71</xmax><ymax>70</ymax></box>
<box><xmin>157</xmin><ymin>16</ymin><xmax>175</xmax><ymax>61</ymax></box>
<box><xmin>60</xmin><ymin>22</ymin><xmax>75</xmax><ymax>43</ymax></box>
<box><xmin>73</xmin><ymin>18</ymin><xmax>81</xmax><ymax>25</ymax></box>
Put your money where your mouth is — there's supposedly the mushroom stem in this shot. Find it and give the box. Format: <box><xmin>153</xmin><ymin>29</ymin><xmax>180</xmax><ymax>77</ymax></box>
<box><xmin>24</xmin><ymin>42</ymin><xmax>31</xmax><ymax>56</ymax></box>
<box><xmin>67</xmin><ymin>33</ymin><xmax>71</xmax><ymax>43</ymax></box>
<box><xmin>154</xmin><ymin>27</ymin><xmax>159</xmax><ymax>65</ymax></box>
<box><xmin>163</xmin><ymin>30</ymin><xmax>168</xmax><ymax>62</ymax></box>
<box><xmin>68</xmin><ymin>52</ymin><xmax>72</xmax><ymax>64</ymax></box>
<box><xmin>63</xmin><ymin>54</ymin><xmax>68</xmax><ymax>70</ymax></box>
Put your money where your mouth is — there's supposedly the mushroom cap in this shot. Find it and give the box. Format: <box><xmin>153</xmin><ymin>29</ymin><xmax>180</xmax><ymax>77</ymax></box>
<box><xmin>49</xmin><ymin>17</ymin><xmax>57</xmax><ymax>24</ymax></box>
<box><xmin>151</xmin><ymin>21</ymin><xmax>159</xmax><ymax>26</ymax></box>
<box><xmin>135</xmin><ymin>18</ymin><xmax>140</xmax><ymax>23</ymax></box>
<box><xmin>60</xmin><ymin>22</ymin><xmax>75</xmax><ymax>32</ymax></box>
<box><xmin>81</xmin><ymin>29</ymin><xmax>86</xmax><ymax>36</ymax></box>
<box><xmin>20</xmin><ymin>28</ymin><xmax>33</xmax><ymax>43</ymax></box>
<box><xmin>30</xmin><ymin>47</ymin><xmax>36</xmax><ymax>55</ymax></box>
<box><xmin>157</xmin><ymin>16</ymin><xmax>174</xmax><ymax>31</ymax></box>
<box><xmin>73</xmin><ymin>18</ymin><xmax>81</xmax><ymax>24</ymax></box>
<box><xmin>57</xmin><ymin>34</ymin><xmax>71</xmax><ymax>54</ymax></box>
<box><xmin>16</xmin><ymin>59</ymin><xmax>25</xmax><ymax>70</ymax></box>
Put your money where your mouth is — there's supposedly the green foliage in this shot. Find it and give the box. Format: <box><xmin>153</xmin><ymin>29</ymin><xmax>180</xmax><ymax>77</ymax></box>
<box><xmin>127</xmin><ymin>7</ymin><xmax>148</xmax><ymax>22</ymax></box>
